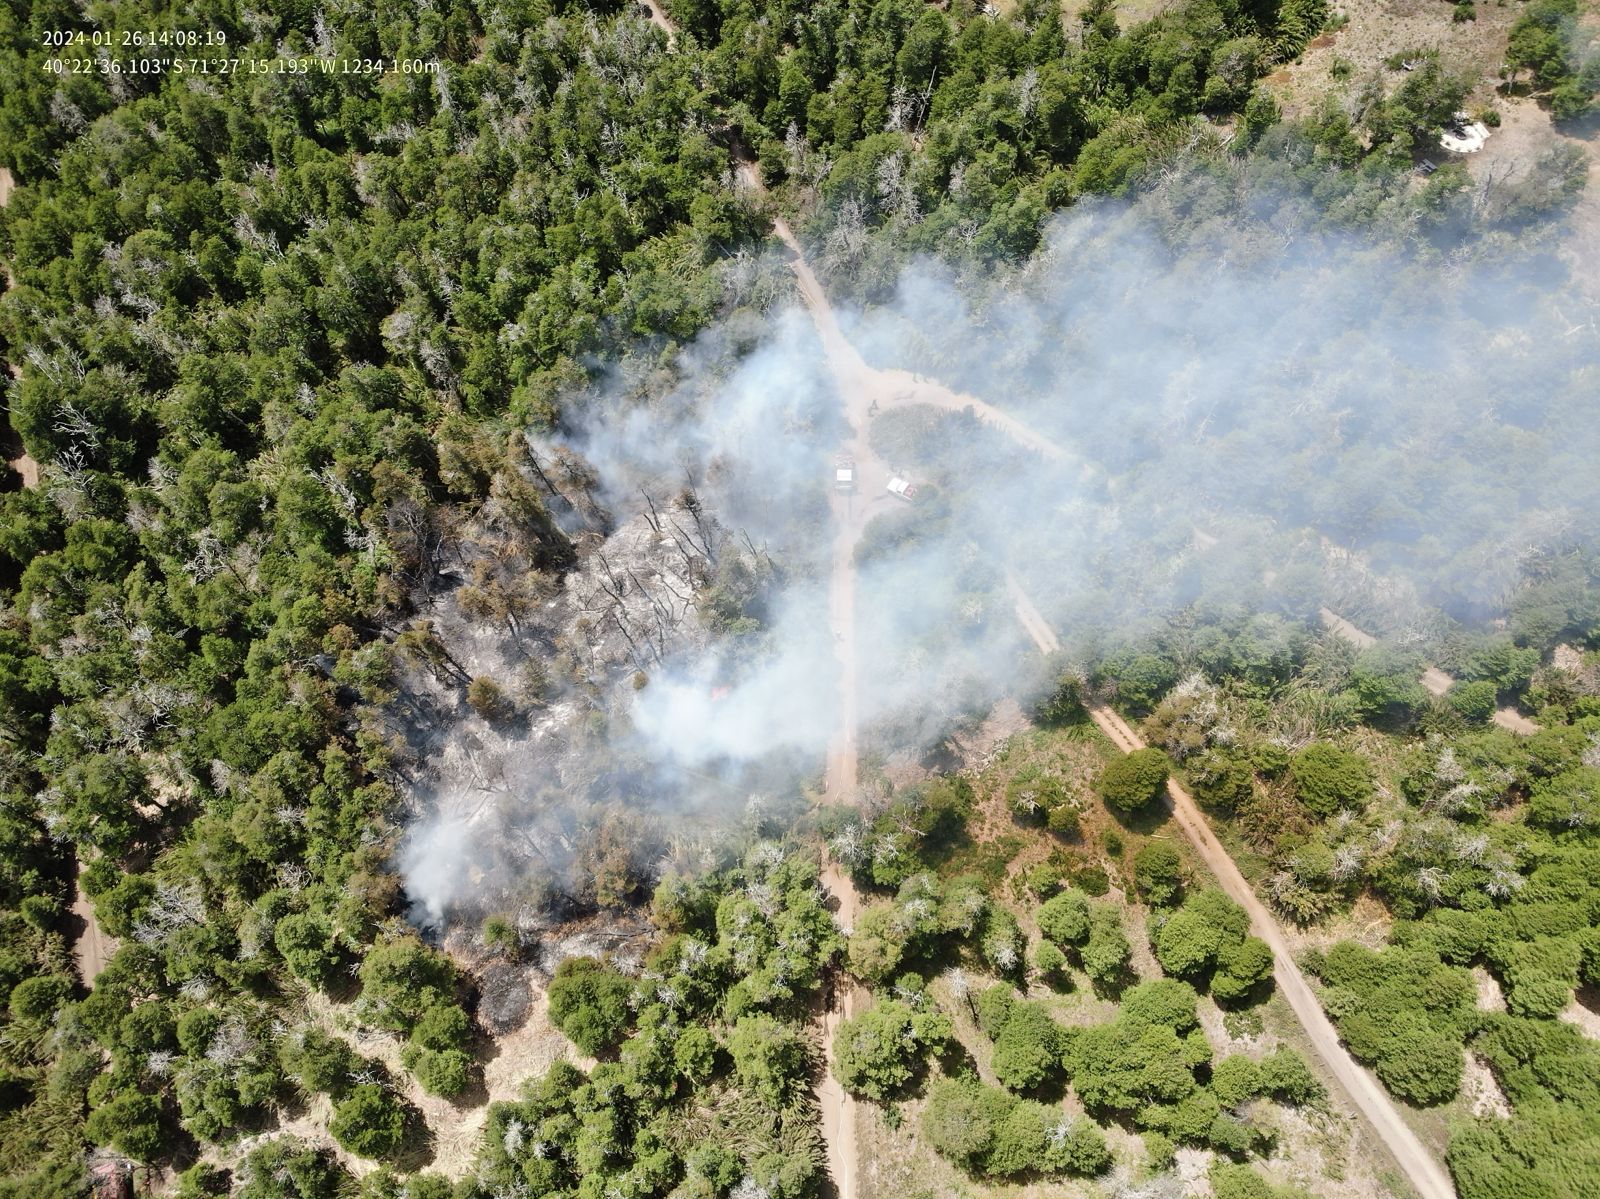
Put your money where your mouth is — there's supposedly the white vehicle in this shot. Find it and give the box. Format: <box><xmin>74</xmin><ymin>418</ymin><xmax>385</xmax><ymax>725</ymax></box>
<box><xmin>834</xmin><ymin>456</ymin><xmax>855</xmax><ymax>493</ymax></box>
<box><xmin>886</xmin><ymin>476</ymin><xmax>918</xmax><ymax>501</ymax></box>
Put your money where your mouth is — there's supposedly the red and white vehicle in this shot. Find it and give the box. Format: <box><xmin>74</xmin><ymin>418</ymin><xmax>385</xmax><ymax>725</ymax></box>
<box><xmin>886</xmin><ymin>476</ymin><xmax>918</xmax><ymax>501</ymax></box>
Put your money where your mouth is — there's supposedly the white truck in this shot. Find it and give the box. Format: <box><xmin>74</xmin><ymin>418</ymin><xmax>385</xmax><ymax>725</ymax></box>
<box><xmin>886</xmin><ymin>476</ymin><xmax>918</xmax><ymax>501</ymax></box>
<box><xmin>834</xmin><ymin>456</ymin><xmax>856</xmax><ymax>493</ymax></box>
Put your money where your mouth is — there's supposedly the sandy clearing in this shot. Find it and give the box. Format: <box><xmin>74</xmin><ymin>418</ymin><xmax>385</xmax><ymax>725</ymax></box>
<box><xmin>1560</xmin><ymin>988</ymin><xmax>1600</xmax><ymax>1041</ymax></box>
<box><xmin>1472</xmin><ymin>967</ymin><xmax>1506</xmax><ymax>1013</ymax></box>
<box><xmin>1465</xmin><ymin>97</ymin><xmax>1600</xmax><ymax>302</ymax></box>
<box><xmin>1262</xmin><ymin>0</ymin><xmax>1521</xmax><ymax>123</ymax></box>
<box><xmin>737</xmin><ymin>164</ymin><xmax>1073</xmax><ymax>467</ymax></box>
<box><xmin>1492</xmin><ymin>707</ymin><xmax>1539</xmax><ymax>734</ymax></box>
<box><xmin>8</xmin><ymin>452</ymin><xmax>39</xmax><ymax>489</ymax></box>
<box><xmin>1420</xmin><ymin>666</ymin><xmax>1454</xmax><ymax>697</ymax></box>
<box><xmin>277</xmin><ymin>980</ymin><xmax>578</xmax><ymax>1180</ymax></box>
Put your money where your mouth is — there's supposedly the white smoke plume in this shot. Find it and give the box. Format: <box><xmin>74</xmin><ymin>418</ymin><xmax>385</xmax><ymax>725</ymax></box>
<box><xmin>397</xmin><ymin>180</ymin><xmax>1600</xmax><ymax>924</ymax></box>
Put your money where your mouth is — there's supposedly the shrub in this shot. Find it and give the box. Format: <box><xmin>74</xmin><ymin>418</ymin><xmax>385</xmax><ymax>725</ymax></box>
<box><xmin>921</xmin><ymin>1077</ymin><xmax>1008</xmax><ymax>1167</ymax></box>
<box><xmin>1189</xmin><ymin>750</ymin><xmax>1256</xmax><ymax>813</ymax></box>
<box><xmin>408</xmin><ymin>1003</ymin><xmax>469</xmax><ymax>1053</ymax></box>
<box><xmin>1082</xmin><ymin>904</ymin><xmax>1132</xmax><ymax>987</ymax></box>
<box><xmin>1037</xmin><ymin>890</ymin><xmax>1091</xmax><ymax>946</ymax></box>
<box><xmin>407</xmin><ymin>1047</ymin><xmax>471</xmax><ymax>1098</ymax></box>
<box><xmin>976</xmin><ymin>984</ymin><xmax>1017</xmax><ymax>1039</ymax></box>
<box><xmin>358</xmin><ymin>939</ymin><xmax>459</xmax><ymax>1033</ymax></box>
<box><xmin>1210</xmin><ymin>1161</ymin><xmax>1310</xmax><ymax>1199</ymax></box>
<box><xmin>1068</xmin><ymin>1020</ymin><xmax>1201</xmax><ymax>1114</ymax></box>
<box><xmin>1047</xmin><ymin>805</ymin><xmax>1081</xmax><ymax>836</ymax></box>
<box><xmin>847</xmin><ymin>902</ymin><xmax>910</xmax><ymax>984</ymax></box>
<box><xmin>832</xmin><ymin>1000</ymin><xmax>951</xmax><ymax>1101</ymax></box>
<box><xmin>985</xmin><ymin>1100</ymin><xmax>1052</xmax><ymax>1176</ymax></box>
<box><xmin>1370</xmin><ymin>1020</ymin><xmax>1462</xmax><ymax>1105</ymax></box>
<box><xmin>546</xmin><ymin>957</ymin><xmax>633</xmax><ymax>1055</ymax></box>
<box><xmin>979</xmin><ymin>907</ymin><xmax>1026</xmax><ymax>977</ymax></box>
<box><xmin>1120</xmin><ymin>978</ymin><xmax>1200</xmax><ymax>1032</ymax></box>
<box><xmin>728</xmin><ymin>1014</ymin><xmax>805</xmax><ymax>1104</ymax></box>
<box><xmin>1449</xmin><ymin>680</ymin><xmax>1499</xmax><ymax>724</ymax></box>
<box><xmin>280</xmin><ymin>1029</ymin><xmax>361</xmax><ymax>1097</ymax></box>
<box><xmin>9</xmin><ymin>974</ymin><xmax>71</xmax><ymax>1024</ymax></box>
<box><xmin>673</xmin><ymin>1025</ymin><xmax>717</xmax><ymax>1083</ymax></box>
<box><xmin>1046</xmin><ymin>1118</ymin><xmax>1111</xmax><ymax>1175</ymax></box>
<box><xmin>1098</xmin><ymin>748</ymin><xmax>1171</xmax><ymax>812</ymax></box>
<box><xmin>1259</xmin><ymin>1048</ymin><xmax>1323</xmax><ymax>1105</ymax></box>
<box><xmin>1005</xmin><ymin>767</ymin><xmax>1070</xmax><ymax>825</ymax></box>
<box><xmin>1154</xmin><ymin>889</ymin><xmax>1251</xmax><ymax>982</ymax></box>
<box><xmin>1144</xmin><ymin>1130</ymin><xmax>1177</xmax><ymax>1170</ymax></box>
<box><xmin>274</xmin><ymin>913</ymin><xmax>341</xmax><ymax>986</ymax></box>
<box><xmin>1253</xmin><ymin>742</ymin><xmax>1291</xmax><ymax>778</ymax></box>
<box><xmin>1033</xmin><ymin>939</ymin><xmax>1069</xmax><ymax>983</ymax></box>
<box><xmin>1212</xmin><ymin>936</ymin><xmax>1275</xmax><ymax>1004</ymax></box>
<box><xmin>921</xmin><ymin>1077</ymin><xmax>1107</xmax><ymax>1178</ymax></box>
<box><xmin>234</xmin><ymin>1140</ymin><xmax>351</xmax><ymax>1199</ymax></box>
<box><xmin>992</xmin><ymin>1003</ymin><xmax>1066</xmax><ymax>1092</ymax></box>
<box><xmin>1134</xmin><ymin>841</ymin><xmax>1184</xmax><ymax>906</ymax></box>
<box><xmin>1289</xmin><ymin>744</ymin><xmax>1373</xmax><ymax>817</ymax></box>
<box><xmin>86</xmin><ymin>1091</ymin><xmax>164</xmax><ymax>1159</ymax></box>
<box><xmin>1212</xmin><ymin>1055</ymin><xmax>1263</xmax><ymax>1108</ymax></box>
<box><xmin>329</xmin><ymin>1083</ymin><xmax>406</xmax><ymax>1159</ymax></box>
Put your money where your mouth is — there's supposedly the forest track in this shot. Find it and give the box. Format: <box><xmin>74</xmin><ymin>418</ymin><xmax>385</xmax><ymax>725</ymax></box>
<box><xmin>749</xmin><ymin>155</ymin><xmax>870</xmax><ymax>1199</ymax></box>
<box><xmin>1320</xmin><ymin>609</ymin><xmax>1538</xmax><ymax>735</ymax></box>
<box><xmin>735</xmin><ymin>131</ymin><xmax>1076</xmax><ymax>1199</ymax></box>
<box><xmin>737</xmin><ymin>161</ymin><xmax>1072</xmax><ymax>467</ymax></box>
<box><xmin>1007</xmin><ymin>578</ymin><xmax>1457</xmax><ymax>1199</ymax></box>
<box><xmin>639</xmin><ymin>0</ymin><xmax>676</xmax><ymax>42</ymax></box>
<box><xmin>69</xmin><ymin>864</ymin><xmax>116</xmax><ymax>986</ymax></box>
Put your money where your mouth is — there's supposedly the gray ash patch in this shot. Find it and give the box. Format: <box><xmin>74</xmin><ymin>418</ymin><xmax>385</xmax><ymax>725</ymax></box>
<box><xmin>477</xmin><ymin>961</ymin><xmax>533</xmax><ymax>1035</ymax></box>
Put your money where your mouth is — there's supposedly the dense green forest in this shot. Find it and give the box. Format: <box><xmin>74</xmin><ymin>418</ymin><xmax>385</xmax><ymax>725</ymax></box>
<box><xmin>2</xmin><ymin>0</ymin><xmax>1598</xmax><ymax>1197</ymax></box>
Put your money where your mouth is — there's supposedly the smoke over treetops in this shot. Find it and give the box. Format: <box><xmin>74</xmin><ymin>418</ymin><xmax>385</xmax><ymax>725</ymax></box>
<box><xmin>395</xmin><ymin>185</ymin><xmax>1600</xmax><ymax>926</ymax></box>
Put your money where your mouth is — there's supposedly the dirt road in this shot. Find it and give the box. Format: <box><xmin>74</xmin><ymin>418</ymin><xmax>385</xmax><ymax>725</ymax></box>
<box><xmin>1319</xmin><ymin>608</ymin><xmax>1537</xmax><ymax>735</ymax></box>
<box><xmin>1005</xmin><ymin>579</ymin><xmax>1457</xmax><ymax>1199</ymax></box>
<box><xmin>744</xmin><ymin>155</ymin><xmax>877</xmax><ymax>1199</ymax></box>
<box><xmin>70</xmin><ymin>864</ymin><xmax>117</xmax><ymax>986</ymax></box>
<box><xmin>638</xmin><ymin>0</ymin><xmax>676</xmax><ymax>42</ymax></box>
<box><xmin>1318</xmin><ymin>607</ymin><xmax>1377</xmax><ymax>649</ymax></box>
<box><xmin>736</xmin><ymin>164</ymin><xmax>1072</xmax><ymax>467</ymax></box>
<box><xmin>1006</xmin><ymin>567</ymin><xmax>1061</xmax><ymax>655</ymax></box>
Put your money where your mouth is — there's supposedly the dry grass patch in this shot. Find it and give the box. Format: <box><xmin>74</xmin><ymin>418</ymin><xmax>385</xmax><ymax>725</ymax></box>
<box><xmin>1265</xmin><ymin>0</ymin><xmax>1523</xmax><ymax>121</ymax></box>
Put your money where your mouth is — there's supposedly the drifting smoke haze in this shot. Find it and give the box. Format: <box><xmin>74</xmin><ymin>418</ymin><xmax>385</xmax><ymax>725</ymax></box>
<box><xmin>398</xmin><ymin>182</ymin><xmax>1600</xmax><ymax>925</ymax></box>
